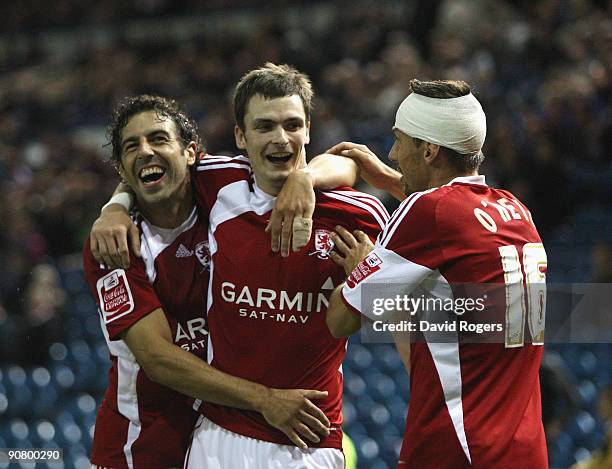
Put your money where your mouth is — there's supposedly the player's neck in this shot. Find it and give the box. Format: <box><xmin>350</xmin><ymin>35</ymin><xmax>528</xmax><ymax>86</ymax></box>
<box><xmin>137</xmin><ymin>186</ymin><xmax>195</xmax><ymax>229</ymax></box>
<box><xmin>431</xmin><ymin>169</ymin><xmax>478</xmax><ymax>189</ymax></box>
<box><xmin>256</xmin><ymin>161</ymin><xmax>307</xmax><ymax>197</ymax></box>
<box><xmin>256</xmin><ymin>178</ymin><xmax>283</xmax><ymax>197</ymax></box>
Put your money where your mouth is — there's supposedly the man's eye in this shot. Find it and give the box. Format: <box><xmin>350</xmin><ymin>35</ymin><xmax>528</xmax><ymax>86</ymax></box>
<box><xmin>286</xmin><ymin>123</ymin><xmax>301</xmax><ymax>131</ymax></box>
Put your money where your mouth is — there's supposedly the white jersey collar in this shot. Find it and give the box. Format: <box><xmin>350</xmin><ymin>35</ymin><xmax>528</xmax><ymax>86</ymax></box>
<box><xmin>447</xmin><ymin>175</ymin><xmax>487</xmax><ymax>186</ymax></box>
<box><xmin>251</xmin><ymin>176</ymin><xmax>276</xmax><ymax>215</ymax></box>
<box><xmin>146</xmin><ymin>206</ymin><xmax>198</xmax><ymax>240</ymax></box>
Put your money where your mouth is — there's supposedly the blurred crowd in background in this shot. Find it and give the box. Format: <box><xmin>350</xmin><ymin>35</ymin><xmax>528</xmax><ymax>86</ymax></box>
<box><xmin>0</xmin><ymin>1</ymin><xmax>611</xmax><ymax>468</ymax></box>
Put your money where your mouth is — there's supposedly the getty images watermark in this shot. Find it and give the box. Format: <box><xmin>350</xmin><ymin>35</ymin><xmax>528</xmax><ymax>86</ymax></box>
<box><xmin>371</xmin><ymin>294</ymin><xmax>497</xmax><ymax>334</ymax></box>
<box><xmin>356</xmin><ymin>283</ymin><xmax>612</xmax><ymax>344</ymax></box>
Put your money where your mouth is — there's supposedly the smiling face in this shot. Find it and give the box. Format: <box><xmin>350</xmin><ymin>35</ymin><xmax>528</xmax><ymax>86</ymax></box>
<box><xmin>234</xmin><ymin>94</ymin><xmax>310</xmax><ymax>195</ymax></box>
<box><xmin>389</xmin><ymin>129</ymin><xmax>428</xmax><ymax>195</ymax></box>
<box><xmin>119</xmin><ymin>111</ymin><xmax>196</xmax><ymax>206</ymax></box>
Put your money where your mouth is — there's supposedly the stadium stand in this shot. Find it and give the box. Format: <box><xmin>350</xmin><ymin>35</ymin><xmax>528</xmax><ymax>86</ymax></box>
<box><xmin>0</xmin><ymin>1</ymin><xmax>610</xmax><ymax>468</ymax></box>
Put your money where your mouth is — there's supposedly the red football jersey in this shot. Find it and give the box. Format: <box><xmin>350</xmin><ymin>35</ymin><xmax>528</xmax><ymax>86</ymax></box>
<box><xmin>190</xmin><ymin>154</ymin><xmax>389</xmax><ymax>449</ymax></box>
<box><xmin>83</xmin><ymin>207</ymin><xmax>210</xmax><ymax>469</ymax></box>
<box><xmin>342</xmin><ymin>176</ymin><xmax>548</xmax><ymax>468</ymax></box>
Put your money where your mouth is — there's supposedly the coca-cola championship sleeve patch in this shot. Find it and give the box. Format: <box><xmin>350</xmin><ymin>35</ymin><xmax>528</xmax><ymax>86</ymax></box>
<box><xmin>97</xmin><ymin>269</ymin><xmax>135</xmax><ymax>323</ymax></box>
<box><xmin>341</xmin><ymin>245</ymin><xmax>433</xmax><ymax>322</ymax></box>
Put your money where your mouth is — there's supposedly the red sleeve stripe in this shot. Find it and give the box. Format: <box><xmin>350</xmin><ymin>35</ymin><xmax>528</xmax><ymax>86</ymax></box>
<box><xmin>378</xmin><ymin>188</ymin><xmax>436</xmax><ymax>248</ymax></box>
<box><xmin>324</xmin><ymin>191</ymin><xmax>388</xmax><ymax>229</ymax></box>
<box><xmin>329</xmin><ymin>190</ymin><xmax>390</xmax><ymax>224</ymax></box>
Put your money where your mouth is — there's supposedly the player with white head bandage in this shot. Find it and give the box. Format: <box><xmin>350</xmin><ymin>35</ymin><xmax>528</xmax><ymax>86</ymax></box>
<box><xmin>325</xmin><ymin>79</ymin><xmax>549</xmax><ymax>468</ymax></box>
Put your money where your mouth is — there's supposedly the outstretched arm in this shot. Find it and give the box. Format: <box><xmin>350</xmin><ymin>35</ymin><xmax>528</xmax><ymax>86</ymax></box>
<box><xmin>327</xmin><ymin>142</ymin><xmax>405</xmax><ymax>201</ymax></box>
<box><xmin>123</xmin><ymin>309</ymin><xmax>330</xmax><ymax>449</ymax></box>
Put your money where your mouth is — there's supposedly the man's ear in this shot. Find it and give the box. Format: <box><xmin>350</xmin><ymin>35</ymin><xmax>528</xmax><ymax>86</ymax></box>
<box><xmin>234</xmin><ymin>124</ymin><xmax>247</xmax><ymax>150</ymax></box>
<box><xmin>117</xmin><ymin>164</ymin><xmax>128</xmax><ymax>184</ymax></box>
<box><xmin>185</xmin><ymin>141</ymin><xmax>197</xmax><ymax>166</ymax></box>
<box><xmin>424</xmin><ymin>143</ymin><xmax>441</xmax><ymax>166</ymax></box>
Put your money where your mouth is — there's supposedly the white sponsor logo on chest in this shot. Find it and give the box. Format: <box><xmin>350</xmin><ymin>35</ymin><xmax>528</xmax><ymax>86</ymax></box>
<box><xmin>219</xmin><ymin>277</ymin><xmax>335</xmax><ymax>324</ymax></box>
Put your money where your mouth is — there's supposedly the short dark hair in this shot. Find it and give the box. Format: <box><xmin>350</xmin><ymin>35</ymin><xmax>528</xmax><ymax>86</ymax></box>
<box><xmin>107</xmin><ymin>95</ymin><xmax>203</xmax><ymax>167</ymax></box>
<box><xmin>233</xmin><ymin>63</ymin><xmax>314</xmax><ymax>130</ymax></box>
<box><xmin>408</xmin><ymin>79</ymin><xmax>484</xmax><ymax>172</ymax></box>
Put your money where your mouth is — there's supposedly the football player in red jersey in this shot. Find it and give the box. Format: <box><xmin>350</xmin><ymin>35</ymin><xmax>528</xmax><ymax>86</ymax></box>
<box><xmin>183</xmin><ymin>64</ymin><xmax>387</xmax><ymax>469</ymax></box>
<box><xmin>326</xmin><ymin>79</ymin><xmax>549</xmax><ymax>469</ymax></box>
<box><xmin>90</xmin><ymin>64</ymin><xmax>389</xmax><ymax>468</ymax></box>
<box><xmin>84</xmin><ymin>95</ymin><xmax>338</xmax><ymax>468</ymax></box>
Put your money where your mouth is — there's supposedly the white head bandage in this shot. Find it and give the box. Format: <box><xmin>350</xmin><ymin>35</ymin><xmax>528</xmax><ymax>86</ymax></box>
<box><xmin>394</xmin><ymin>93</ymin><xmax>487</xmax><ymax>155</ymax></box>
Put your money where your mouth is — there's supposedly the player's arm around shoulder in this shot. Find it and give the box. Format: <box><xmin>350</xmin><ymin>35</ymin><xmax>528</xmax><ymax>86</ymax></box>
<box><xmin>326</xmin><ymin>141</ymin><xmax>405</xmax><ymax>201</ymax></box>
<box><xmin>90</xmin><ymin>183</ymin><xmax>141</xmax><ymax>270</ymax></box>
<box><xmin>120</xmin><ymin>305</ymin><xmax>332</xmax><ymax>449</ymax></box>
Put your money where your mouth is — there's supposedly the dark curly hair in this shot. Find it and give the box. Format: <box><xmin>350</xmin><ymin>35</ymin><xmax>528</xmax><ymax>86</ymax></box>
<box><xmin>107</xmin><ymin>94</ymin><xmax>204</xmax><ymax>168</ymax></box>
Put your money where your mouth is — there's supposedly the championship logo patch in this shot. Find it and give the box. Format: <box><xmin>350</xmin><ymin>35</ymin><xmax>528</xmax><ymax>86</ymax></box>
<box><xmin>195</xmin><ymin>241</ymin><xmax>211</xmax><ymax>271</ymax></box>
<box><xmin>310</xmin><ymin>229</ymin><xmax>335</xmax><ymax>260</ymax></box>
<box><xmin>346</xmin><ymin>253</ymin><xmax>382</xmax><ymax>289</ymax></box>
<box><xmin>96</xmin><ymin>270</ymin><xmax>134</xmax><ymax>323</ymax></box>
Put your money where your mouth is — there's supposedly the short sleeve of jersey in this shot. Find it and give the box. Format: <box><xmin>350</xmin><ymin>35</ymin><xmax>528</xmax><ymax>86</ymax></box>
<box><xmin>341</xmin><ymin>190</ymin><xmax>445</xmax><ymax>322</ymax></box>
<box><xmin>320</xmin><ymin>187</ymin><xmax>390</xmax><ymax>240</ymax></box>
<box><xmin>191</xmin><ymin>154</ymin><xmax>252</xmax><ymax>214</ymax></box>
<box><xmin>82</xmin><ymin>239</ymin><xmax>162</xmax><ymax>340</ymax></box>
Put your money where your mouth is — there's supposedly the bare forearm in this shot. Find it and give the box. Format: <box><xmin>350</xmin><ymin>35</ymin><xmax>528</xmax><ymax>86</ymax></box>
<box><xmin>145</xmin><ymin>340</ymin><xmax>270</xmax><ymax>412</ymax></box>
<box><xmin>326</xmin><ymin>286</ymin><xmax>361</xmax><ymax>337</ymax></box>
<box><xmin>305</xmin><ymin>153</ymin><xmax>360</xmax><ymax>189</ymax></box>
<box><xmin>373</xmin><ymin>165</ymin><xmax>405</xmax><ymax>201</ymax></box>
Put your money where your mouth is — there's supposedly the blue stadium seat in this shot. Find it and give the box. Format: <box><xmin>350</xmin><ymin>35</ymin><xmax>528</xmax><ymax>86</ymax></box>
<box><xmin>345</xmin><ymin>374</ymin><xmax>367</xmax><ymax>398</ymax></box>
<box><xmin>368</xmin><ymin>402</ymin><xmax>391</xmax><ymax>428</ymax></box>
<box><xmin>374</xmin><ymin>345</ymin><xmax>404</xmax><ymax>374</ymax></box>
<box><xmin>578</xmin><ymin>380</ymin><xmax>598</xmax><ymax>409</ymax></box>
<box><xmin>364</xmin><ymin>372</ymin><xmax>396</xmax><ymax>401</ymax></box>
<box><xmin>9</xmin><ymin>418</ymin><xmax>31</xmax><ymax>446</ymax></box>
<box><xmin>30</xmin><ymin>420</ymin><xmax>56</xmax><ymax>447</ymax></box>
<box><xmin>58</xmin><ymin>421</ymin><xmax>83</xmax><ymax>448</ymax></box>
<box><xmin>51</xmin><ymin>364</ymin><xmax>76</xmax><ymax>390</ymax></box>
<box><xmin>357</xmin><ymin>436</ymin><xmax>380</xmax><ymax>463</ymax></box>
<box><xmin>0</xmin><ymin>389</ymin><xmax>7</xmax><ymax>417</ymax></box>
<box><xmin>347</xmin><ymin>345</ymin><xmax>373</xmax><ymax>370</ymax></box>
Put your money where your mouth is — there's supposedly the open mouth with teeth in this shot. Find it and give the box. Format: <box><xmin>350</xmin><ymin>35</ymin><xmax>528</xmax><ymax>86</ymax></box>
<box><xmin>139</xmin><ymin>166</ymin><xmax>166</xmax><ymax>185</ymax></box>
<box><xmin>265</xmin><ymin>153</ymin><xmax>293</xmax><ymax>164</ymax></box>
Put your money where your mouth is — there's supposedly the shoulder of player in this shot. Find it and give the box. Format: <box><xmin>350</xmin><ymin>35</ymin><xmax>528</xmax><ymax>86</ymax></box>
<box><xmin>193</xmin><ymin>153</ymin><xmax>251</xmax><ymax>172</ymax></box>
<box><xmin>377</xmin><ymin>187</ymin><xmax>452</xmax><ymax>247</ymax></box>
<box><xmin>317</xmin><ymin>187</ymin><xmax>390</xmax><ymax>228</ymax></box>
<box><xmin>400</xmin><ymin>183</ymin><xmax>473</xmax><ymax>215</ymax></box>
